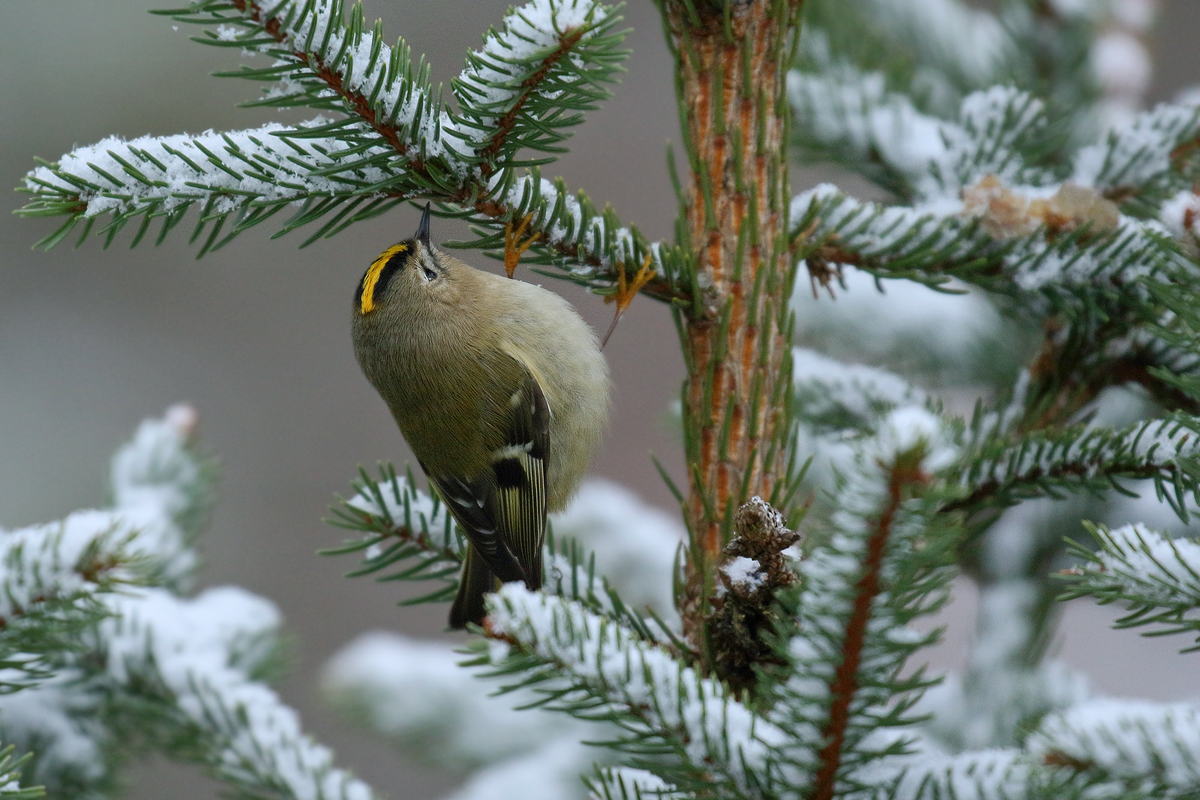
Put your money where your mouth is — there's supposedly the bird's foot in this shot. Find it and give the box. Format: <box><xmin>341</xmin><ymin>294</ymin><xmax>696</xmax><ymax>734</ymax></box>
<box><xmin>504</xmin><ymin>213</ymin><xmax>541</xmax><ymax>278</ymax></box>
<box><xmin>602</xmin><ymin>252</ymin><xmax>656</xmax><ymax>347</ymax></box>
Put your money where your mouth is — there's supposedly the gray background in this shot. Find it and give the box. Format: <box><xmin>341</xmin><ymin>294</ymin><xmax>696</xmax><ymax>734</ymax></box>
<box><xmin>0</xmin><ymin>2</ymin><xmax>1197</xmax><ymax>798</ymax></box>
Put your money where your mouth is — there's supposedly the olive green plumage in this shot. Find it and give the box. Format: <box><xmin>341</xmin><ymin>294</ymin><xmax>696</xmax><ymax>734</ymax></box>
<box><xmin>351</xmin><ymin>206</ymin><xmax>609</xmax><ymax>629</ymax></box>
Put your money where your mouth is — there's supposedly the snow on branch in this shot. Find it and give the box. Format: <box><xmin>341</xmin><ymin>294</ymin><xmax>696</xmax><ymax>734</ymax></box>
<box><xmin>457</xmin><ymin>172</ymin><xmax>685</xmax><ymax>308</ymax></box>
<box><xmin>0</xmin><ymin>405</ymin><xmax>212</xmax><ymax>693</ymax></box>
<box><xmin>100</xmin><ymin>587</ymin><xmax>377</xmax><ymax>800</ymax></box>
<box><xmin>548</xmin><ymin>480</ymin><xmax>683</xmax><ymax>619</ymax></box>
<box><xmin>451</xmin><ymin>0</ymin><xmax>625</xmax><ymax>173</ymax></box>
<box><xmin>790</xmin><ymin>346</ymin><xmax>934</xmax><ymax>488</ymax></box>
<box><xmin>925</xmin><ymin>88</ymin><xmax>1053</xmax><ymax>200</ymax></box>
<box><xmin>792</xmin><ymin>180</ymin><xmax>1189</xmax><ymax>316</ymax></box>
<box><xmin>792</xmin><ymin>184</ymin><xmax>1001</xmax><ymax>290</ymax></box>
<box><xmin>323</xmin><ymin>463</ymin><xmax>463</xmax><ymax>606</ymax></box>
<box><xmin>183</xmin><ymin>0</ymin><xmax>450</xmax><ymax>159</ymax></box>
<box><xmin>16</xmin><ymin>0</ymin><xmax>687</xmax><ymax>309</ymax></box>
<box><xmin>587</xmin><ymin>766</ymin><xmax>686</xmax><ymax>800</ymax></box>
<box><xmin>323</xmin><ymin>632</ymin><xmax>590</xmax><ymax>771</ymax></box>
<box><xmin>786</xmin><ymin>84</ymin><xmax>1049</xmax><ymax>202</ymax></box>
<box><xmin>792</xmin><ymin>347</ymin><xmax>929</xmax><ymax>437</ymax></box>
<box><xmin>1073</xmin><ymin>101</ymin><xmax>1200</xmax><ymax>208</ymax></box>
<box><xmin>790</xmin><ymin>89</ymin><xmax>1200</xmax><ymax>320</ymax></box>
<box><xmin>888</xmin><ymin>746</ymin><xmax>1032</xmax><ymax>800</ymax></box>
<box><xmin>982</xmin><ymin>208</ymin><xmax>1184</xmax><ymax>307</ymax></box>
<box><xmin>445</xmin><ymin>739</ymin><xmax>598</xmax><ymax>800</ymax></box>
<box><xmin>0</xmin><ymin>745</ymin><xmax>39</xmax><ymax>800</ymax></box>
<box><xmin>770</xmin><ymin>409</ymin><xmax>957</xmax><ymax>798</ymax></box>
<box><xmin>21</xmin><ymin>120</ymin><xmax>409</xmax><ymax>253</ymax></box>
<box><xmin>325</xmin><ymin>629</ymin><xmax>606</xmax><ymax>800</ymax></box>
<box><xmin>540</xmin><ymin>483</ymin><xmax>685</xmax><ymax>646</ymax></box>
<box><xmin>325</xmin><ymin>470</ymin><xmax>684</xmax><ymax>628</ymax></box>
<box><xmin>0</xmin><ymin>409</ymin><xmax>379</xmax><ymax>798</ymax></box>
<box><xmin>1062</xmin><ymin>522</ymin><xmax>1200</xmax><ymax>649</ymax></box>
<box><xmin>858</xmin><ymin>0</ymin><xmax>1012</xmax><ymax>89</ymax></box>
<box><xmin>0</xmin><ymin>517</ymin><xmax>138</xmax><ymax>693</ymax></box>
<box><xmin>14</xmin><ymin>0</ymin><xmax>691</xmax><ymax>311</ymax></box>
<box><xmin>787</xmin><ymin>66</ymin><xmax>943</xmax><ymax>198</ymax></box>
<box><xmin>949</xmin><ymin>414</ymin><xmax>1200</xmax><ymax>520</ymax></box>
<box><xmin>1131</xmin><ymin>273</ymin><xmax>1200</xmax><ymax>411</ymax></box>
<box><xmin>108</xmin><ymin>403</ymin><xmax>214</xmax><ymax>580</ymax></box>
<box><xmin>0</xmin><ymin>674</ymin><xmax>107</xmax><ymax>795</ymax></box>
<box><xmin>20</xmin><ymin>0</ymin><xmax>456</xmax><ymax>250</ymax></box>
<box><xmin>1031</xmin><ymin>698</ymin><xmax>1200</xmax><ymax>793</ymax></box>
<box><xmin>482</xmin><ymin>586</ymin><xmax>791</xmax><ymax>796</ymax></box>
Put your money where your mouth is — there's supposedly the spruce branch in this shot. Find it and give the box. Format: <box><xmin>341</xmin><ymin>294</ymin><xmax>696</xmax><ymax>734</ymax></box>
<box><xmin>451</xmin><ymin>0</ymin><xmax>627</xmax><ymax>174</ymax></box>
<box><xmin>0</xmin><ymin>671</ymin><xmax>115</xmax><ymax>800</ymax></box>
<box><xmin>797</xmin><ymin>0</ymin><xmax>1013</xmax><ymax>114</ymax></box>
<box><xmin>323</xmin><ymin>464</ymin><xmax>463</xmax><ymax>605</ymax></box>
<box><xmin>849</xmin><ymin>0</ymin><xmax>1011</xmax><ymax>92</ymax></box>
<box><xmin>21</xmin><ymin>0</ymin><xmax>450</xmax><ymax>253</ymax></box>
<box><xmin>0</xmin><ymin>409</ymin><xmax>379</xmax><ymax>800</ymax></box>
<box><xmin>888</xmin><ymin>747</ymin><xmax>1039</xmax><ymax>800</ymax></box>
<box><xmin>1006</xmin><ymin>1</ymin><xmax>1106</xmax><ymax>131</ymax></box>
<box><xmin>480</xmin><ymin>586</ymin><xmax>790</xmax><ymax>797</ymax></box>
<box><xmin>458</xmin><ymin>173</ymin><xmax>692</xmax><ymax>308</ymax></box>
<box><xmin>16</xmin><ymin>0</ymin><xmax>695</xmax><ymax>308</ymax></box>
<box><xmin>791</xmin><ymin>347</ymin><xmax>930</xmax><ymax>438</ymax></box>
<box><xmin>587</xmin><ymin>766</ymin><xmax>686</xmax><ymax>800</ymax></box>
<box><xmin>792</xmin><ymin>184</ymin><xmax>1005</xmax><ymax>293</ymax></box>
<box><xmin>543</xmin><ymin>531</ymin><xmax>682</xmax><ymax>648</ymax></box>
<box><xmin>108</xmin><ymin>404</ymin><xmax>217</xmax><ymax>552</ymax></box>
<box><xmin>1030</xmin><ymin>698</ymin><xmax>1200</xmax><ymax>796</ymax></box>
<box><xmin>808</xmin><ymin>471</ymin><xmax>922</xmax><ymax>800</ymax></box>
<box><xmin>796</xmin><ymin>0</ymin><xmax>1107</xmax><ymax>156</ymax></box>
<box><xmin>786</xmin><ymin>65</ymin><xmax>942</xmax><ymax>200</ymax></box>
<box><xmin>0</xmin><ymin>520</ymin><xmax>142</xmax><ymax>692</ymax></box>
<box><xmin>326</xmin><ymin>467</ymin><xmax>681</xmax><ymax>639</ymax></box>
<box><xmin>0</xmin><ymin>745</ymin><xmax>42</xmax><ymax>800</ymax></box>
<box><xmin>948</xmin><ymin>414</ymin><xmax>1200</xmax><ymax>520</ymax></box>
<box><xmin>177</xmin><ymin>0</ymin><xmax>452</xmax><ymax>162</ymax></box>
<box><xmin>1139</xmin><ymin>278</ymin><xmax>1200</xmax><ymax>408</ymax></box>
<box><xmin>787</xmin><ymin>84</ymin><xmax>1054</xmax><ymax>203</ymax></box>
<box><xmin>1014</xmin><ymin>310</ymin><xmax>1200</xmax><ymax>434</ymax></box>
<box><xmin>1072</xmin><ymin>102</ymin><xmax>1200</xmax><ymax>213</ymax></box>
<box><xmin>1060</xmin><ymin>522</ymin><xmax>1200</xmax><ymax>650</ymax></box>
<box><xmin>0</xmin><ymin>405</ymin><xmax>212</xmax><ymax>695</ymax></box>
<box><xmin>323</xmin><ymin>631</ymin><xmax>598</xmax><ymax>774</ymax></box>
<box><xmin>97</xmin><ymin>587</ymin><xmax>379</xmax><ymax>800</ymax></box>
<box><xmin>923</xmin><ymin>87</ymin><xmax>1057</xmax><ymax>199</ymax></box>
<box><xmin>770</xmin><ymin>409</ymin><xmax>957</xmax><ymax>798</ymax></box>
<box><xmin>18</xmin><ymin>122</ymin><xmax>414</xmax><ymax>254</ymax></box>
<box><xmin>792</xmin><ymin>183</ymin><xmax>1187</xmax><ymax>317</ymax></box>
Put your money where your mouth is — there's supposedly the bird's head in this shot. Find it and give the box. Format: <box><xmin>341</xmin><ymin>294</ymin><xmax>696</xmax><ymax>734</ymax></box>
<box><xmin>354</xmin><ymin>204</ymin><xmax>456</xmax><ymax>318</ymax></box>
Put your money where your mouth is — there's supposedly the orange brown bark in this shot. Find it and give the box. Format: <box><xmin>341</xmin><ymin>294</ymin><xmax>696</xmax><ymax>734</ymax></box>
<box><xmin>664</xmin><ymin>0</ymin><xmax>799</xmax><ymax>645</ymax></box>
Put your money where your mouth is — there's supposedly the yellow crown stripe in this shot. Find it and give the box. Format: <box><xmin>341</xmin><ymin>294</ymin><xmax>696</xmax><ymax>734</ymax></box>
<box><xmin>360</xmin><ymin>243</ymin><xmax>408</xmax><ymax>314</ymax></box>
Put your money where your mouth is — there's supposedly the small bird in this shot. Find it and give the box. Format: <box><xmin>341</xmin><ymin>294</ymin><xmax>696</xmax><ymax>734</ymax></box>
<box><xmin>352</xmin><ymin>205</ymin><xmax>610</xmax><ymax>628</ymax></box>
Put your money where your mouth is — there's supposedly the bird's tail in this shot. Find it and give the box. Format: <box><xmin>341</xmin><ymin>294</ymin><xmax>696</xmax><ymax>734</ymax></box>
<box><xmin>449</xmin><ymin>545</ymin><xmax>500</xmax><ymax>629</ymax></box>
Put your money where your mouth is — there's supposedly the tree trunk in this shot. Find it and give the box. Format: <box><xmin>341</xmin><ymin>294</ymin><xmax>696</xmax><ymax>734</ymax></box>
<box><xmin>661</xmin><ymin>0</ymin><xmax>801</xmax><ymax>649</ymax></box>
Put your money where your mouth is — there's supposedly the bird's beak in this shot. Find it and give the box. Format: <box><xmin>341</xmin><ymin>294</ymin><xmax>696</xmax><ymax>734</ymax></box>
<box><xmin>416</xmin><ymin>203</ymin><xmax>432</xmax><ymax>248</ymax></box>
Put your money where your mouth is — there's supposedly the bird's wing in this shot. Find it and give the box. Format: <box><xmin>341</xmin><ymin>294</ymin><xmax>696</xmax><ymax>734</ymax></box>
<box><xmin>430</xmin><ymin>472</ymin><xmax>527</xmax><ymax>584</ymax></box>
<box><xmin>427</xmin><ymin>365</ymin><xmax>550</xmax><ymax>589</ymax></box>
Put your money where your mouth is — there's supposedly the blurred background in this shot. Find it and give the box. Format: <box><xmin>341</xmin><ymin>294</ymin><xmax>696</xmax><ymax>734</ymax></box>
<box><xmin>1</xmin><ymin>2</ymin><xmax>1198</xmax><ymax>798</ymax></box>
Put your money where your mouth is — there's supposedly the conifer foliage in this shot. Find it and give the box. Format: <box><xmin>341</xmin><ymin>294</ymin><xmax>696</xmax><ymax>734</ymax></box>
<box><xmin>13</xmin><ymin>0</ymin><xmax>1200</xmax><ymax>798</ymax></box>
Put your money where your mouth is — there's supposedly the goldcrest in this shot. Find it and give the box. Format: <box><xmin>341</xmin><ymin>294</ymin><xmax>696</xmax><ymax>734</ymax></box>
<box><xmin>351</xmin><ymin>205</ymin><xmax>610</xmax><ymax>628</ymax></box>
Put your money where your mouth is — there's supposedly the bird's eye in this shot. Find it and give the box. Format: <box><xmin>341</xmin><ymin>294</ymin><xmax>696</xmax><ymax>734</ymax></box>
<box><xmin>422</xmin><ymin>267</ymin><xmax>438</xmax><ymax>282</ymax></box>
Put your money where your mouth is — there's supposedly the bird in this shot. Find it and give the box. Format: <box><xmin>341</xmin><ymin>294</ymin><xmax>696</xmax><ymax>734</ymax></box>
<box><xmin>351</xmin><ymin>204</ymin><xmax>610</xmax><ymax>628</ymax></box>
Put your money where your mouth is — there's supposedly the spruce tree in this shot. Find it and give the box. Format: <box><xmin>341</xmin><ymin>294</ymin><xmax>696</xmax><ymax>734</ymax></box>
<box><xmin>10</xmin><ymin>0</ymin><xmax>1200</xmax><ymax>798</ymax></box>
